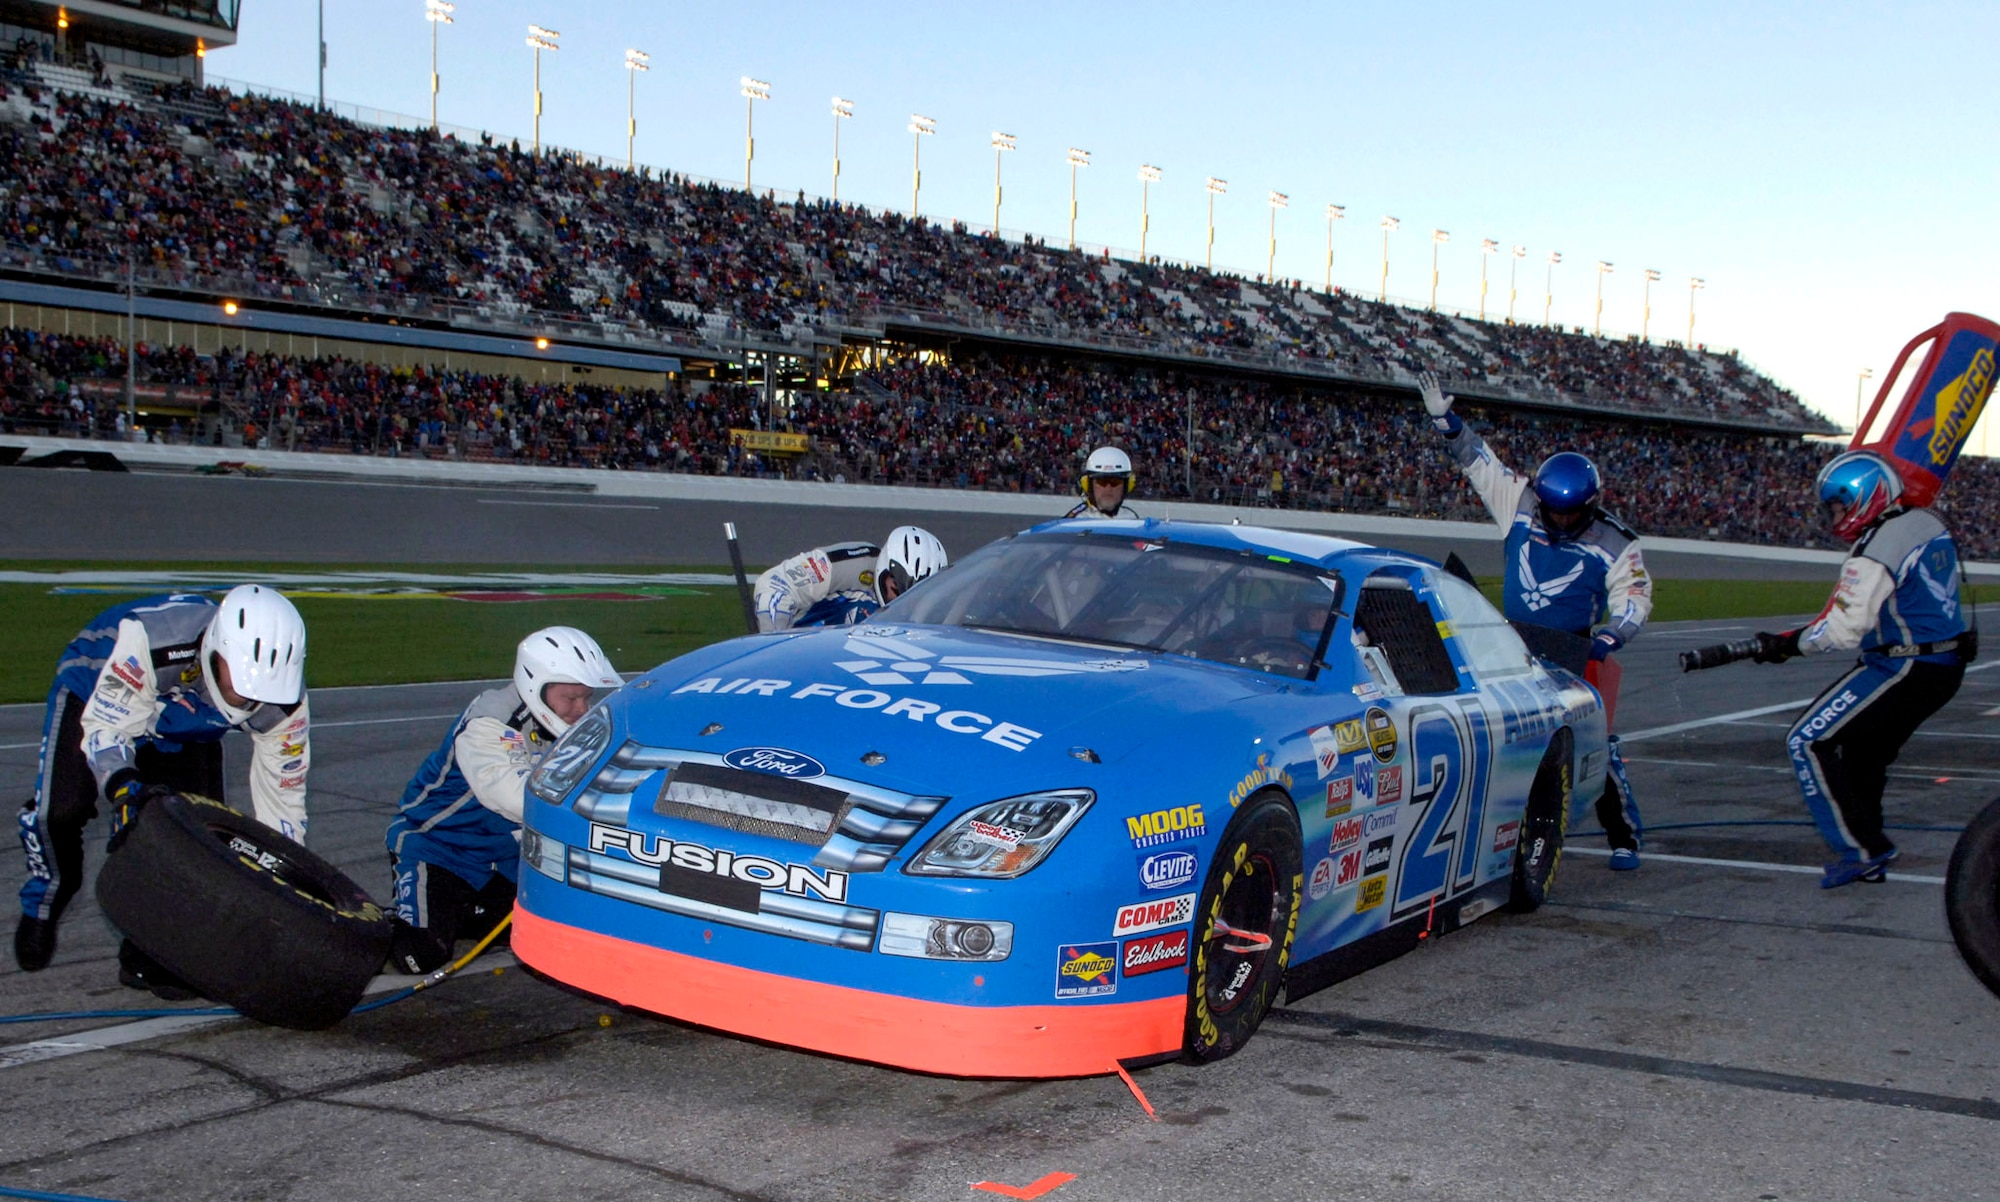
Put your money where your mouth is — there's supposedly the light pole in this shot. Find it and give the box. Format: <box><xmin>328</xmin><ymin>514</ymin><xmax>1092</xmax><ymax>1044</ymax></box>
<box><xmin>1379</xmin><ymin>216</ymin><xmax>1400</xmax><ymax>303</ymax></box>
<box><xmin>991</xmin><ymin>132</ymin><xmax>1016</xmax><ymax>232</ymax></box>
<box><xmin>1267</xmin><ymin>191</ymin><xmax>1288</xmax><ymax>282</ymax></box>
<box><xmin>1856</xmin><ymin>367</ymin><xmax>1874</xmax><ymax>436</ymax></box>
<box><xmin>1544</xmin><ymin>251</ymin><xmax>1561</xmax><ymax>326</ymax></box>
<box><xmin>1508</xmin><ymin>245</ymin><xmax>1525</xmax><ymax>323</ymax></box>
<box><xmin>1066</xmin><ymin>147</ymin><xmax>1091</xmax><ymax>250</ymax></box>
<box><xmin>1687</xmin><ymin>276</ymin><xmax>1705</xmax><ymax>347</ymax></box>
<box><xmin>1204</xmin><ymin>177</ymin><xmax>1227</xmax><ymax>271</ymax></box>
<box><xmin>1641</xmin><ymin>268</ymin><xmax>1660</xmax><ymax>340</ymax></box>
<box><xmin>909</xmin><ymin>114</ymin><xmax>935</xmax><ymax>219</ymax></box>
<box><xmin>1429</xmin><ymin>228</ymin><xmax>1449</xmax><ymax>311</ymax></box>
<box><xmin>623</xmin><ymin>49</ymin><xmax>648</xmax><ymax>171</ymax></box>
<box><xmin>1324</xmin><ymin>203</ymin><xmax>1345</xmax><ymax>294</ymax></box>
<box><xmin>1478</xmin><ymin>239</ymin><xmax>1498</xmax><ymax>321</ymax></box>
<box><xmin>425</xmin><ymin>0</ymin><xmax>452</xmax><ymax>130</ymax></box>
<box><xmin>1593</xmin><ymin>261</ymin><xmax>1613</xmax><ymax>337</ymax></box>
<box><xmin>527</xmin><ymin>25</ymin><xmax>559</xmax><ymax>155</ymax></box>
<box><xmin>1138</xmin><ymin>164</ymin><xmax>1161</xmax><ymax>261</ymax></box>
<box><xmin>740</xmin><ymin>77</ymin><xmax>769</xmax><ymax>191</ymax></box>
<box><xmin>832</xmin><ymin>97</ymin><xmax>853</xmax><ymax>202</ymax></box>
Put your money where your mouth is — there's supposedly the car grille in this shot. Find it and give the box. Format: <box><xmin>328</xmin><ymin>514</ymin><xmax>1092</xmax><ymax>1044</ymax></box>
<box><xmin>563</xmin><ymin>845</ymin><xmax>879</xmax><ymax>951</ymax></box>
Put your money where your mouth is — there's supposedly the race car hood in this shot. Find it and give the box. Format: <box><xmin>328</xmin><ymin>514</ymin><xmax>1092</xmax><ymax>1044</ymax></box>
<box><xmin>608</xmin><ymin>622</ymin><xmax>1285</xmax><ymax>794</ymax></box>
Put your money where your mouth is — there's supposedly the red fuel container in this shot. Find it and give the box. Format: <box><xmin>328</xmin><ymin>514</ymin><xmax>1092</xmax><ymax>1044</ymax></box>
<box><xmin>1854</xmin><ymin>312</ymin><xmax>2000</xmax><ymax>508</ymax></box>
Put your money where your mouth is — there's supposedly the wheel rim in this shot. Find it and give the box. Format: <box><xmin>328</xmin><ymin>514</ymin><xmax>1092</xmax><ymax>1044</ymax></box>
<box><xmin>1205</xmin><ymin>846</ymin><xmax>1281</xmax><ymax>1018</ymax></box>
<box><xmin>212</xmin><ymin>824</ymin><xmax>340</xmax><ymax>907</ymax></box>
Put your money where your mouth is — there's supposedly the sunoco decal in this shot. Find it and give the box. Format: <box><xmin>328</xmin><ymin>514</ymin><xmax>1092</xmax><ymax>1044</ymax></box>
<box><xmin>587</xmin><ymin>823</ymin><xmax>849</xmax><ymax>902</ymax></box>
<box><xmin>1056</xmin><ymin>942</ymin><xmax>1118</xmax><ymax>997</ymax></box>
<box><xmin>1122</xmin><ymin>929</ymin><xmax>1190</xmax><ymax>977</ymax></box>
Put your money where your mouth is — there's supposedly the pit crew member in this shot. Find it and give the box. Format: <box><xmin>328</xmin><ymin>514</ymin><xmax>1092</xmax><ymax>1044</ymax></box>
<box><xmin>1419</xmin><ymin>371</ymin><xmax>1651</xmax><ymax>869</ymax></box>
<box><xmin>14</xmin><ymin>586</ymin><xmax>310</xmax><ymax>996</ymax></box>
<box><xmin>1064</xmin><ymin>445</ymin><xmax>1141</xmax><ymax>519</ymax></box>
<box><xmin>1749</xmin><ymin>450</ymin><xmax>1970</xmax><ymax>888</ymax></box>
<box><xmin>385</xmin><ymin>627</ymin><xmax>622</xmax><ymax>974</ymax></box>
<box><xmin>752</xmin><ymin>526</ymin><xmax>948</xmax><ymax>632</ymax></box>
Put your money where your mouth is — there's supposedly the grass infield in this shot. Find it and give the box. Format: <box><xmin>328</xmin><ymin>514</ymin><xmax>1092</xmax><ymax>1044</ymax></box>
<box><xmin>0</xmin><ymin>565</ymin><xmax>1991</xmax><ymax>705</ymax></box>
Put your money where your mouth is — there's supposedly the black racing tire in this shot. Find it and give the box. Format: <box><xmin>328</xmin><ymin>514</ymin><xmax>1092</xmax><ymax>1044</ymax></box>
<box><xmin>1508</xmin><ymin>728</ymin><xmax>1574</xmax><ymax>914</ymax></box>
<box><xmin>1183</xmin><ymin>789</ymin><xmax>1302</xmax><ymax>1064</ymax></box>
<box><xmin>95</xmin><ymin>792</ymin><xmax>393</xmax><ymax>1030</ymax></box>
<box><xmin>1945</xmin><ymin>794</ymin><xmax>2000</xmax><ymax>1000</ymax></box>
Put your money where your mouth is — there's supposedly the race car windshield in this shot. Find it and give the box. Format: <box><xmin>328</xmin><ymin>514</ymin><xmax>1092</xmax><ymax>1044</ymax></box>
<box><xmin>879</xmin><ymin>532</ymin><xmax>1343</xmax><ymax>680</ymax></box>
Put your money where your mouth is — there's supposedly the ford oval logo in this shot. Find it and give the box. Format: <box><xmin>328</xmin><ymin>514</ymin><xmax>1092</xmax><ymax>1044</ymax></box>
<box><xmin>1139</xmin><ymin>849</ymin><xmax>1199</xmax><ymax>891</ymax></box>
<box><xmin>723</xmin><ymin>747</ymin><xmax>826</xmax><ymax>779</ymax></box>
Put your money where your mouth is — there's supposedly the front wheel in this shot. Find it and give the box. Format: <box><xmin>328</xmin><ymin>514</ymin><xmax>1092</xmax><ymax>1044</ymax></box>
<box><xmin>1508</xmin><ymin>728</ymin><xmax>1573</xmax><ymax>913</ymax></box>
<box><xmin>1183</xmin><ymin>789</ymin><xmax>1302</xmax><ymax>1064</ymax></box>
<box><xmin>1945</xmin><ymin>794</ymin><xmax>2000</xmax><ymax>999</ymax></box>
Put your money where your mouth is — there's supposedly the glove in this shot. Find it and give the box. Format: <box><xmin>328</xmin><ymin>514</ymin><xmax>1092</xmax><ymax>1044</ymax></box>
<box><xmin>1750</xmin><ymin>630</ymin><xmax>1801</xmax><ymax>664</ymax></box>
<box><xmin>1588</xmin><ymin>631</ymin><xmax>1622</xmax><ymax>662</ymax></box>
<box><xmin>104</xmin><ymin>769</ymin><xmax>144</xmax><ymax>806</ymax></box>
<box><xmin>1416</xmin><ymin>372</ymin><xmax>1461</xmax><ymax>434</ymax></box>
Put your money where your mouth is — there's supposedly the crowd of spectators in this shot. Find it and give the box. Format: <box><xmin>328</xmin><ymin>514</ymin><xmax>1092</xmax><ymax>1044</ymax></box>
<box><xmin>0</xmin><ymin>75</ymin><xmax>1821</xmax><ymax>431</ymax></box>
<box><xmin>5</xmin><ymin>326</ymin><xmax>1995</xmax><ymax>558</ymax></box>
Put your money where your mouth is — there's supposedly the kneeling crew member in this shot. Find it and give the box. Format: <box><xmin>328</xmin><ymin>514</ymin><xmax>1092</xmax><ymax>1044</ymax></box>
<box><xmin>752</xmin><ymin>526</ymin><xmax>948</xmax><ymax>632</ymax></box>
<box><xmin>1751</xmin><ymin>450</ymin><xmax>1970</xmax><ymax>888</ymax></box>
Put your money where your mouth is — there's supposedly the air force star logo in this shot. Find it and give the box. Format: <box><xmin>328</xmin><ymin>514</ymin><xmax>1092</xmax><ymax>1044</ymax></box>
<box><xmin>834</xmin><ymin>632</ymin><xmax>1149</xmax><ymax>686</ymax></box>
<box><xmin>1517</xmin><ymin>542</ymin><xmax>1588</xmax><ymax>613</ymax></box>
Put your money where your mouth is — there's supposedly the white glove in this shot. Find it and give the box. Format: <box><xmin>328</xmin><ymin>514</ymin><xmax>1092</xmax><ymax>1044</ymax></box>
<box><xmin>1417</xmin><ymin>371</ymin><xmax>1453</xmax><ymax>419</ymax></box>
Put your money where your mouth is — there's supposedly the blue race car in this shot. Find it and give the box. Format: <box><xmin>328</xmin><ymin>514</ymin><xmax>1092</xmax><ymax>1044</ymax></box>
<box><xmin>514</xmin><ymin>519</ymin><xmax>1608</xmax><ymax>1078</ymax></box>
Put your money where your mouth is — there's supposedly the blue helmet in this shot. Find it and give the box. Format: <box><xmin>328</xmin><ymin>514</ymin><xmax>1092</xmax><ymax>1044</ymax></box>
<box><xmin>1815</xmin><ymin>450</ymin><xmax>1902</xmax><ymax>541</ymax></box>
<box><xmin>1531</xmin><ymin>452</ymin><xmax>1601</xmax><ymax>538</ymax></box>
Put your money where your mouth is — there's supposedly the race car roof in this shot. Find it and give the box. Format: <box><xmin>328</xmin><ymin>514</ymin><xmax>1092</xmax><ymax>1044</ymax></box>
<box><xmin>1022</xmin><ymin>516</ymin><xmax>1377</xmax><ymax>569</ymax></box>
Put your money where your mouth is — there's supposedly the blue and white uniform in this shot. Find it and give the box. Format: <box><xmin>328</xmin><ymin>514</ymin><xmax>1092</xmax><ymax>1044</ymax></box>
<box><xmin>1439</xmin><ymin>421</ymin><xmax>1651</xmax><ymax>851</ymax></box>
<box><xmin>753</xmin><ymin>541</ymin><xmax>882</xmax><ymax>631</ymax></box>
<box><xmin>1786</xmin><ymin>506</ymin><xmax>1967</xmax><ymax>863</ymax></box>
<box><xmin>18</xmin><ymin>593</ymin><xmax>311</xmax><ymax>926</ymax></box>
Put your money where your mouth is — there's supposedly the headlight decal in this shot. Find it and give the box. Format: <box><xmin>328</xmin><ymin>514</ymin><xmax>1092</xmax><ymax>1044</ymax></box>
<box><xmin>905</xmin><ymin>790</ymin><xmax>1094</xmax><ymax>878</ymax></box>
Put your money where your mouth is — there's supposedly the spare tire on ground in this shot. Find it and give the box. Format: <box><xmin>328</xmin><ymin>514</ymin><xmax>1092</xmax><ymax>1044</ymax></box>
<box><xmin>96</xmin><ymin>791</ymin><xmax>393</xmax><ymax>1030</ymax></box>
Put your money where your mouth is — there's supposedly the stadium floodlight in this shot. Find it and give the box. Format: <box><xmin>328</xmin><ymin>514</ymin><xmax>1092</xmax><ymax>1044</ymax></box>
<box><xmin>909</xmin><ymin>114</ymin><xmax>936</xmax><ymax>220</ymax></box>
<box><xmin>991</xmin><ymin>132</ymin><xmax>1016</xmax><ymax>232</ymax></box>
<box><xmin>1688</xmin><ymin>275</ymin><xmax>1706</xmax><ymax>348</ymax></box>
<box><xmin>623</xmin><ymin>50</ymin><xmax>650</xmax><ymax>172</ymax></box>
<box><xmin>1508</xmin><ymin>244</ymin><xmax>1526</xmax><ymax>323</ymax></box>
<box><xmin>1594</xmin><ymin>260</ymin><xmax>1613</xmax><ymax>337</ymax></box>
<box><xmin>425</xmin><ymin>0</ymin><xmax>454</xmax><ymax>132</ymax></box>
<box><xmin>1066</xmin><ymin>148</ymin><xmax>1091</xmax><ymax>250</ymax></box>
<box><xmin>1379</xmin><ymin>215</ymin><xmax>1400</xmax><ymax>303</ymax></box>
<box><xmin>1429</xmin><ymin>229</ymin><xmax>1450</xmax><ymax>311</ymax></box>
<box><xmin>1324</xmin><ymin>203</ymin><xmax>1345</xmax><ymax>293</ymax></box>
<box><xmin>832</xmin><ymin>98</ymin><xmax>854</xmax><ymax>203</ymax></box>
<box><xmin>1641</xmin><ymin>268</ymin><xmax>1661</xmax><ymax>340</ymax></box>
<box><xmin>1138</xmin><ymin>164</ymin><xmax>1161</xmax><ymax>261</ymax></box>
<box><xmin>527</xmin><ymin>26</ymin><xmax>560</xmax><ymax>155</ymax></box>
<box><xmin>1267</xmin><ymin>191</ymin><xmax>1289</xmax><ymax>283</ymax></box>
<box><xmin>1478</xmin><ymin>239</ymin><xmax>1498</xmax><ymax>321</ymax></box>
<box><xmin>1545</xmin><ymin>251</ymin><xmax>1562</xmax><ymax>326</ymax></box>
<box><xmin>741</xmin><ymin>77</ymin><xmax>770</xmax><ymax>191</ymax></box>
<box><xmin>1204</xmin><ymin>177</ymin><xmax>1227</xmax><ymax>271</ymax></box>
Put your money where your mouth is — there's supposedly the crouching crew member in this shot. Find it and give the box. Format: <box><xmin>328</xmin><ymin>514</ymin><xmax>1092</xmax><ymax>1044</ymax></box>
<box><xmin>1751</xmin><ymin>450</ymin><xmax>1971</xmax><ymax>888</ymax></box>
<box><xmin>385</xmin><ymin>627</ymin><xmax>622</xmax><ymax>974</ymax></box>
<box><xmin>752</xmin><ymin>526</ymin><xmax>948</xmax><ymax>632</ymax></box>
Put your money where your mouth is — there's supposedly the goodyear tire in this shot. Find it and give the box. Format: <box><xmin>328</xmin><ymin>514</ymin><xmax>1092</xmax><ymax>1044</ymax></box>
<box><xmin>95</xmin><ymin>792</ymin><xmax>392</xmax><ymax>1030</ymax></box>
<box><xmin>1183</xmin><ymin>789</ymin><xmax>1301</xmax><ymax>1064</ymax></box>
<box><xmin>1508</xmin><ymin>729</ymin><xmax>1573</xmax><ymax>913</ymax></box>
<box><xmin>1945</xmin><ymin>794</ymin><xmax>2000</xmax><ymax>1000</ymax></box>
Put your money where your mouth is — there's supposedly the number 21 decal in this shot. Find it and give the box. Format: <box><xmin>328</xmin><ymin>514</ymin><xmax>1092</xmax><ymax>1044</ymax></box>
<box><xmin>1392</xmin><ymin>700</ymin><xmax>1491</xmax><ymax>916</ymax></box>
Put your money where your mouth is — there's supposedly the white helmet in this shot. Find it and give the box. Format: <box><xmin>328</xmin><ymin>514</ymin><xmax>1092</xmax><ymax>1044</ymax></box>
<box><xmin>1085</xmin><ymin>446</ymin><xmax>1134</xmax><ymax>481</ymax></box>
<box><xmin>874</xmin><ymin>526</ymin><xmax>948</xmax><ymax>605</ymax></box>
<box><xmin>514</xmin><ymin>626</ymin><xmax>623</xmax><ymax>736</ymax></box>
<box><xmin>202</xmin><ymin>584</ymin><xmax>306</xmax><ymax>724</ymax></box>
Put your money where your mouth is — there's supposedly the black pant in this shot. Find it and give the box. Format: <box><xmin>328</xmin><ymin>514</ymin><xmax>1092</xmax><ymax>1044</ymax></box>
<box><xmin>387</xmin><ymin>860</ymin><xmax>516</xmax><ymax>975</ymax></box>
<box><xmin>1788</xmin><ymin>657</ymin><xmax>1964</xmax><ymax>859</ymax></box>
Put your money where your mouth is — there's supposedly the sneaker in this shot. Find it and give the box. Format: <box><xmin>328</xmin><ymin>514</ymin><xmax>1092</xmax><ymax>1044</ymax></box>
<box><xmin>13</xmin><ymin>914</ymin><xmax>56</xmax><ymax>972</ymax></box>
<box><xmin>1608</xmin><ymin>848</ymin><xmax>1641</xmax><ymax>871</ymax></box>
<box><xmin>116</xmin><ymin>939</ymin><xmax>201</xmax><ymax>1002</ymax></box>
<box><xmin>1819</xmin><ymin>848</ymin><xmax>1899</xmax><ymax>890</ymax></box>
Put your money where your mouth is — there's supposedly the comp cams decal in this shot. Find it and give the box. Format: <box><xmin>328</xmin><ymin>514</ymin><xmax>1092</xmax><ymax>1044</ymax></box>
<box><xmin>587</xmin><ymin>823</ymin><xmax>850</xmax><ymax>903</ymax></box>
<box><xmin>672</xmin><ymin>677</ymin><xmax>1042</xmax><ymax>752</ymax></box>
<box><xmin>1113</xmin><ymin>892</ymin><xmax>1197</xmax><ymax>936</ymax></box>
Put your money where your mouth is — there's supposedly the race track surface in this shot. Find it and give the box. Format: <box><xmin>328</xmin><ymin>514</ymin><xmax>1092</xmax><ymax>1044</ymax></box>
<box><xmin>0</xmin><ymin>467</ymin><xmax>1837</xmax><ymax>580</ymax></box>
<box><xmin>1</xmin><ymin>610</ymin><xmax>1997</xmax><ymax>1201</ymax></box>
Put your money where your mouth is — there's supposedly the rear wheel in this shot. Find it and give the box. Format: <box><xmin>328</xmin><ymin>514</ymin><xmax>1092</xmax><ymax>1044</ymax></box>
<box><xmin>1508</xmin><ymin>729</ymin><xmax>1573</xmax><ymax>913</ymax></box>
<box><xmin>1183</xmin><ymin>790</ymin><xmax>1302</xmax><ymax>1064</ymax></box>
<box><xmin>1945</xmin><ymin>794</ymin><xmax>2000</xmax><ymax>999</ymax></box>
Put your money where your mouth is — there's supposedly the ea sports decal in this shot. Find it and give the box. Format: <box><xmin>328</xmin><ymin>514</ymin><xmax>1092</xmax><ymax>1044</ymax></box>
<box><xmin>723</xmin><ymin>747</ymin><xmax>827</xmax><ymax>779</ymax></box>
<box><xmin>1308</xmin><ymin>857</ymin><xmax>1336</xmax><ymax>900</ymax></box>
<box><xmin>1056</xmin><ymin>941</ymin><xmax>1119</xmax><ymax>997</ymax></box>
<box><xmin>1365</xmin><ymin>706</ymin><xmax>1398</xmax><ymax>763</ymax></box>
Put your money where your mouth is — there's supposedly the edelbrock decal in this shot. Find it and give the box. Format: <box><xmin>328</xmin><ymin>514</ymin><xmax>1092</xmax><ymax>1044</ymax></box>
<box><xmin>722</xmin><ymin>746</ymin><xmax>826</xmax><ymax>779</ymax></box>
<box><xmin>671</xmin><ymin>677</ymin><xmax>1042</xmax><ymax>752</ymax></box>
<box><xmin>1122</xmin><ymin>929</ymin><xmax>1190</xmax><ymax>977</ymax></box>
<box><xmin>587</xmin><ymin>823</ymin><xmax>849</xmax><ymax>902</ymax></box>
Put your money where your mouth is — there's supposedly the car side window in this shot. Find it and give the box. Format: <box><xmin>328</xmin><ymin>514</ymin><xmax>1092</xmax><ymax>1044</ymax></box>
<box><xmin>1430</xmin><ymin>574</ymin><xmax>1536</xmax><ymax>681</ymax></box>
<box><xmin>1352</xmin><ymin>572</ymin><xmax>1459</xmax><ymax>695</ymax></box>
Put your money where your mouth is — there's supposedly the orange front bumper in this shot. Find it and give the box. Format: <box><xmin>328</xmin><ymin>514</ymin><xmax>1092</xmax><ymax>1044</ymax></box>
<box><xmin>513</xmin><ymin>904</ymin><xmax>1186</xmax><ymax>1078</ymax></box>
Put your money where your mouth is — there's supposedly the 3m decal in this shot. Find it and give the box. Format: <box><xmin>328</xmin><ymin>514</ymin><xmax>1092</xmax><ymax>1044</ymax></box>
<box><xmin>1056</xmin><ymin>942</ymin><xmax>1118</xmax><ymax>997</ymax></box>
<box><xmin>1356</xmin><ymin>877</ymin><xmax>1386</xmax><ymax>913</ymax></box>
<box><xmin>1226</xmin><ymin>753</ymin><xmax>1293</xmax><ymax>809</ymax></box>
<box><xmin>1334</xmin><ymin>848</ymin><xmax>1362</xmax><ymax>888</ymax></box>
<box><xmin>1365</xmin><ymin>706</ymin><xmax>1398</xmax><ymax>763</ymax></box>
<box><xmin>1308</xmin><ymin>857</ymin><xmax>1336</xmax><ymax>900</ymax></box>
<box><xmin>586</xmin><ymin>822</ymin><xmax>849</xmax><ymax>902</ymax></box>
<box><xmin>1122</xmin><ymin>929</ymin><xmax>1190</xmax><ymax>977</ymax></box>
<box><xmin>1138</xmin><ymin>849</ymin><xmax>1199</xmax><ymax>892</ymax></box>
<box><xmin>1127</xmin><ymin>804</ymin><xmax>1206</xmax><ymax>848</ymax></box>
<box><xmin>1325</xmin><ymin>775</ymin><xmax>1354</xmax><ymax>817</ymax></box>
<box><xmin>1113</xmin><ymin>892</ymin><xmax>1197</xmax><ymax>936</ymax></box>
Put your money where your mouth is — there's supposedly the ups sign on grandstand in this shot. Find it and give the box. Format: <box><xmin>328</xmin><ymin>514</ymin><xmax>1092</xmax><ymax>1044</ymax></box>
<box><xmin>729</xmin><ymin>429</ymin><xmax>809</xmax><ymax>455</ymax></box>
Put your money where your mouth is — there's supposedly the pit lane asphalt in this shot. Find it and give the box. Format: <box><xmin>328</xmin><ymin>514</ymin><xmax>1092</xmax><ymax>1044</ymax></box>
<box><xmin>1</xmin><ymin>609</ymin><xmax>1997</xmax><ymax>1202</ymax></box>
